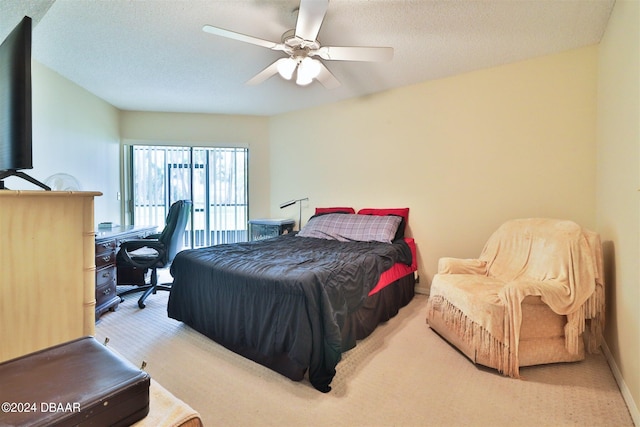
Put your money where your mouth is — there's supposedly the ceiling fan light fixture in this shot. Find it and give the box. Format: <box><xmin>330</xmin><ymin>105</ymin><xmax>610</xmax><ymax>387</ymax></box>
<box><xmin>296</xmin><ymin>72</ymin><xmax>313</xmax><ymax>86</ymax></box>
<box><xmin>277</xmin><ymin>57</ymin><xmax>297</xmax><ymax>80</ymax></box>
<box><xmin>296</xmin><ymin>57</ymin><xmax>321</xmax><ymax>86</ymax></box>
<box><xmin>301</xmin><ymin>57</ymin><xmax>321</xmax><ymax>78</ymax></box>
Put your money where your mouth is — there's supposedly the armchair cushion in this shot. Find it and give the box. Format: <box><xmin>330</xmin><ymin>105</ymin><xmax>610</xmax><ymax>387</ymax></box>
<box><xmin>426</xmin><ymin>218</ymin><xmax>605</xmax><ymax>377</ymax></box>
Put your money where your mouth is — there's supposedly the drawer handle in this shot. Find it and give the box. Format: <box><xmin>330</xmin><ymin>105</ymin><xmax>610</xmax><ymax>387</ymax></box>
<box><xmin>102</xmin><ymin>288</ymin><xmax>111</xmax><ymax>295</ymax></box>
<box><xmin>101</xmin><ymin>271</ymin><xmax>110</xmax><ymax>278</ymax></box>
<box><xmin>102</xmin><ymin>256</ymin><xmax>111</xmax><ymax>262</ymax></box>
<box><xmin>101</xmin><ymin>243</ymin><xmax>111</xmax><ymax>249</ymax></box>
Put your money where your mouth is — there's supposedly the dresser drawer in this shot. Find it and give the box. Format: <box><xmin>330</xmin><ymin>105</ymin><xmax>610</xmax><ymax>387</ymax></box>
<box><xmin>96</xmin><ymin>266</ymin><xmax>116</xmax><ymax>288</ymax></box>
<box><xmin>96</xmin><ymin>281</ymin><xmax>116</xmax><ymax>308</ymax></box>
<box><xmin>95</xmin><ymin>239</ymin><xmax>116</xmax><ymax>256</ymax></box>
<box><xmin>96</xmin><ymin>268</ymin><xmax>116</xmax><ymax>309</ymax></box>
<box><xmin>95</xmin><ymin>249</ymin><xmax>116</xmax><ymax>269</ymax></box>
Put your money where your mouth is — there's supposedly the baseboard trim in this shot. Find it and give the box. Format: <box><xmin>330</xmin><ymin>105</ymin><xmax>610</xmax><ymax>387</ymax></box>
<box><xmin>415</xmin><ymin>285</ymin><xmax>429</xmax><ymax>295</ymax></box>
<box><xmin>601</xmin><ymin>341</ymin><xmax>639</xmax><ymax>426</ymax></box>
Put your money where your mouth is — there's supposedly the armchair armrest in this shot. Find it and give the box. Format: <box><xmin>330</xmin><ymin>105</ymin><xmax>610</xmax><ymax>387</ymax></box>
<box><xmin>119</xmin><ymin>239</ymin><xmax>166</xmax><ymax>269</ymax></box>
<box><xmin>438</xmin><ymin>257</ymin><xmax>487</xmax><ymax>275</ymax></box>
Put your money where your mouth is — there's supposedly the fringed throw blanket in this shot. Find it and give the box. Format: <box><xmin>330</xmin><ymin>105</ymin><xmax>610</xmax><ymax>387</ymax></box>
<box><xmin>426</xmin><ymin>218</ymin><xmax>605</xmax><ymax>378</ymax></box>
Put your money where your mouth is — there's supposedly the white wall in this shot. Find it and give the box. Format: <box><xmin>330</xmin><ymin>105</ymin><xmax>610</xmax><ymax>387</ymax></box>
<box><xmin>596</xmin><ymin>0</ymin><xmax>640</xmax><ymax>418</ymax></box>
<box><xmin>270</xmin><ymin>46</ymin><xmax>598</xmax><ymax>289</ymax></box>
<box><xmin>4</xmin><ymin>61</ymin><xmax>121</xmax><ymax>224</ymax></box>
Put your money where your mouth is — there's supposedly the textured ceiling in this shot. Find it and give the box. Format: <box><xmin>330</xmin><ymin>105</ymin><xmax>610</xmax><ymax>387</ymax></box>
<box><xmin>1</xmin><ymin>0</ymin><xmax>615</xmax><ymax>116</ymax></box>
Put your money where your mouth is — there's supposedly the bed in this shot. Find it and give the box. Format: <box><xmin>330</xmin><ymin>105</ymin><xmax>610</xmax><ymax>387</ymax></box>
<box><xmin>167</xmin><ymin>208</ymin><xmax>417</xmax><ymax>392</ymax></box>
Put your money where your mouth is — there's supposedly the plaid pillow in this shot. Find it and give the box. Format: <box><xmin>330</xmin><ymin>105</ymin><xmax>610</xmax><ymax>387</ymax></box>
<box><xmin>297</xmin><ymin>213</ymin><xmax>402</xmax><ymax>243</ymax></box>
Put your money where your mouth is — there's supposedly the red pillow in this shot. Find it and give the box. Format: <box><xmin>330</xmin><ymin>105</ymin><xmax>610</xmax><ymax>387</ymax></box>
<box><xmin>357</xmin><ymin>208</ymin><xmax>409</xmax><ymax>224</ymax></box>
<box><xmin>315</xmin><ymin>207</ymin><xmax>355</xmax><ymax>215</ymax></box>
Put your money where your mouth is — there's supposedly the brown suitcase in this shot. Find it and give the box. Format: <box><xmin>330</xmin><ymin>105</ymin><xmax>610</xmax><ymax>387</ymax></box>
<box><xmin>0</xmin><ymin>337</ymin><xmax>150</xmax><ymax>427</ymax></box>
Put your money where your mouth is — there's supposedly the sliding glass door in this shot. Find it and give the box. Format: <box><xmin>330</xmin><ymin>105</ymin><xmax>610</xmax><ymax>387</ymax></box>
<box><xmin>130</xmin><ymin>145</ymin><xmax>248</xmax><ymax>248</ymax></box>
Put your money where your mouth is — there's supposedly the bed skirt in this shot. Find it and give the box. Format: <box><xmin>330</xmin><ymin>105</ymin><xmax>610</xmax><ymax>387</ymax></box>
<box><xmin>341</xmin><ymin>273</ymin><xmax>415</xmax><ymax>351</ymax></box>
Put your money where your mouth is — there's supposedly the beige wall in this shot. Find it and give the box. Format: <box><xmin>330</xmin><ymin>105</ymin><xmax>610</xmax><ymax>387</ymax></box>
<box><xmin>118</xmin><ymin>111</ymin><xmax>271</xmax><ymax>221</ymax></box>
<box><xmin>270</xmin><ymin>46</ymin><xmax>598</xmax><ymax>290</ymax></box>
<box><xmin>7</xmin><ymin>61</ymin><xmax>121</xmax><ymax>224</ymax></box>
<box><xmin>597</xmin><ymin>0</ymin><xmax>640</xmax><ymax>417</ymax></box>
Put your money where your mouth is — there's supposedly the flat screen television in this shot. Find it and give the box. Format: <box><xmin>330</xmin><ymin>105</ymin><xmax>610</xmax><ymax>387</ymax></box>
<box><xmin>0</xmin><ymin>16</ymin><xmax>49</xmax><ymax>190</ymax></box>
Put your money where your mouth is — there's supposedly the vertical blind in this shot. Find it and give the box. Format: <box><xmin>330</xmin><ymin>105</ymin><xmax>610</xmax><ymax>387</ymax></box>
<box><xmin>131</xmin><ymin>145</ymin><xmax>248</xmax><ymax>248</ymax></box>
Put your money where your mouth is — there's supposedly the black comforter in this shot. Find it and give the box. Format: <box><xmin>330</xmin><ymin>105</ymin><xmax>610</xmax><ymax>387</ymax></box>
<box><xmin>167</xmin><ymin>234</ymin><xmax>412</xmax><ymax>392</ymax></box>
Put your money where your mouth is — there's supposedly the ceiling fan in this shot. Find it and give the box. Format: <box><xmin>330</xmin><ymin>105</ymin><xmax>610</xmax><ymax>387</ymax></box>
<box><xmin>202</xmin><ymin>0</ymin><xmax>393</xmax><ymax>89</ymax></box>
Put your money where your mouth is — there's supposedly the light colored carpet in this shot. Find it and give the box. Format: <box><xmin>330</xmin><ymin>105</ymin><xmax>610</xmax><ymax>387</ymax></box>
<box><xmin>97</xmin><ymin>279</ymin><xmax>633</xmax><ymax>427</ymax></box>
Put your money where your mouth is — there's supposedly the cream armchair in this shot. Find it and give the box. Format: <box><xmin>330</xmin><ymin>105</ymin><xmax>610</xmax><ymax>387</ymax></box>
<box><xmin>426</xmin><ymin>218</ymin><xmax>605</xmax><ymax>377</ymax></box>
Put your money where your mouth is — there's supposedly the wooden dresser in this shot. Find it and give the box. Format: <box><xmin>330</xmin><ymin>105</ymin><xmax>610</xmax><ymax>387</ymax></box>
<box><xmin>94</xmin><ymin>225</ymin><xmax>157</xmax><ymax>318</ymax></box>
<box><xmin>0</xmin><ymin>190</ymin><xmax>101</xmax><ymax>363</ymax></box>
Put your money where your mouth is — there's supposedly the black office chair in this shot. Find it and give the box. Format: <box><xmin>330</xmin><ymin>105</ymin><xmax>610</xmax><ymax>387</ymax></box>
<box><xmin>116</xmin><ymin>200</ymin><xmax>192</xmax><ymax>308</ymax></box>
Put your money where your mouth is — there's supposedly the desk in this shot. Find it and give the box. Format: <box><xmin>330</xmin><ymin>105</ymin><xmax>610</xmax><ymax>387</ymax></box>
<box><xmin>95</xmin><ymin>225</ymin><xmax>157</xmax><ymax>319</ymax></box>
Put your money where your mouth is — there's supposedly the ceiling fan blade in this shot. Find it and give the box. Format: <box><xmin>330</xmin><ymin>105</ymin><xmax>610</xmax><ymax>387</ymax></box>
<box><xmin>316</xmin><ymin>63</ymin><xmax>341</xmax><ymax>89</ymax></box>
<box><xmin>315</xmin><ymin>46</ymin><xmax>394</xmax><ymax>62</ymax></box>
<box><xmin>295</xmin><ymin>0</ymin><xmax>329</xmax><ymax>42</ymax></box>
<box><xmin>246</xmin><ymin>59</ymin><xmax>288</xmax><ymax>85</ymax></box>
<box><xmin>203</xmin><ymin>25</ymin><xmax>285</xmax><ymax>51</ymax></box>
